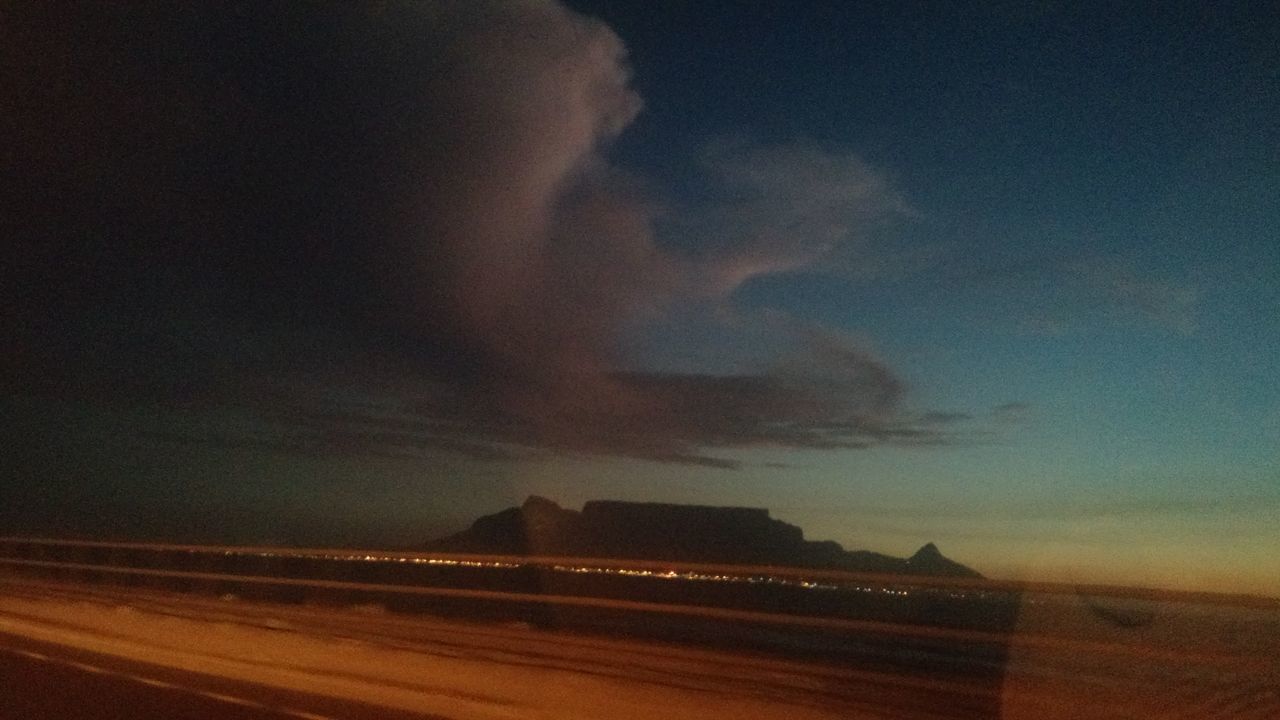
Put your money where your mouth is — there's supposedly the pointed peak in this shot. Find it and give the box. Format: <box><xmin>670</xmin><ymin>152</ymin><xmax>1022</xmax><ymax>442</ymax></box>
<box><xmin>911</xmin><ymin>542</ymin><xmax>942</xmax><ymax>560</ymax></box>
<box><xmin>521</xmin><ymin>495</ymin><xmax>561</xmax><ymax>512</ymax></box>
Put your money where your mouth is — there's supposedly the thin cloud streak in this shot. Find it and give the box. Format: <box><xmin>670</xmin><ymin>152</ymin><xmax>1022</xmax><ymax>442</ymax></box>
<box><xmin>1073</xmin><ymin>260</ymin><xmax>1199</xmax><ymax>335</ymax></box>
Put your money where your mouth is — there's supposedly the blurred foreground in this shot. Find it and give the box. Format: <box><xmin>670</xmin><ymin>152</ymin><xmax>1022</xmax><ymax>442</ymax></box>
<box><xmin>2</xmin><ymin>578</ymin><xmax>947</xmax><ymax>719</ymax></box>
<box><xmin>0</xmin><ymin>540</ymin><xmax>1276</xmax><ymax>719</ymax></box>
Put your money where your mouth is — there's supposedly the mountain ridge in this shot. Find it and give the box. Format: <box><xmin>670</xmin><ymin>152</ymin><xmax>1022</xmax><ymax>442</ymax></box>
<box><xmin>426</xmin><ymin>496</ymin><xmax>981</xmax><ymax>578</ymax></box>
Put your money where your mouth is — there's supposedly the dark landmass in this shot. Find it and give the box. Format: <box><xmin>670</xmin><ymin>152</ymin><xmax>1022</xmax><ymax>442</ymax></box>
<box><xmin>427</xmin><ymin>496</ymin><xmax>982</xmax><ymax>578</ymax></box>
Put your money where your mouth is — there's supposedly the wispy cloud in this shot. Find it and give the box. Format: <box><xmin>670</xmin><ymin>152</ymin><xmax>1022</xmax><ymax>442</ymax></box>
<box><xmin>918</xmin><ymin>411</ymin><xmax>975</xmax><ymax>425</ymax></box>
<box><xmin>128</xmin><ymin>336</ymin><xmax>955</xmax><ymax>469</ymax></box>
<box><xmin>991</xmin><ymin>402</ymin><xmax>1033</xmax><ymax>424</ymax></box>
<box><xmin>669</xmin><ymin>140</ymin><xmax>915</xmax><ymax>295</ymax></box>
<box><xmin>1073</xmin><ymin>260</ymin><xmax>1198</xmax><ymax>335</ymax></box>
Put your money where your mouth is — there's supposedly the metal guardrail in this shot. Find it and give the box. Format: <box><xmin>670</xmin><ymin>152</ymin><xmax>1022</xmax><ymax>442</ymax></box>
<box><xmin>0</xmin><ymin>556</ymin><xmax>1263</xmax><ymax>669</ymax></box>
<box><xmin>0</xmin><ymin>539</ymin><xmax>1272</xmax><ymax>669</ymax></box>
<box><xmin>0</xmin><ymin>556</ymin><xmax>1009</xmax><ymax>644</ymax></box>
<box><xmin>1</xmin><ymin>536</ymin><xmax>1275</xmax><ymax>608</ymax></box>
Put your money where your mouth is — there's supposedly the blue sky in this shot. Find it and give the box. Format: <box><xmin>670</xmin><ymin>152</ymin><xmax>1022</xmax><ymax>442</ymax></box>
<box><xmin>565</xmin><ymin>0</ymin><xmax>1280</xmax><ymax>591</ymax></box>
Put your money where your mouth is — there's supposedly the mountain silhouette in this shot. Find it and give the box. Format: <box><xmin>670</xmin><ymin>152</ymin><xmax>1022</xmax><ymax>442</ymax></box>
<box><xmin>427</xmin><ymin>496</ymin><xmax>981</xmax><ymax>578</ymax></box>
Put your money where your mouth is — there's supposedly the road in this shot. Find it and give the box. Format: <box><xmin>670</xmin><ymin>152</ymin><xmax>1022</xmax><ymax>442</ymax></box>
<box><xmin>4</xmin><ymin>577</ymin><xmax>962</xmax><ymax>719</ymax></box>
<box><xmin>0</xmin><ymin>631</ymin><xmax>436</xmax><ymax>720</ymax></box>
<box><xmin>0</xmin><ymin>562</ymin><xmax>1274</xmax><ymax>719</ymax></box>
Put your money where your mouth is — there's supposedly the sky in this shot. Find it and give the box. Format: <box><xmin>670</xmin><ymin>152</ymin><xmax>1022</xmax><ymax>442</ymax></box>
<box><xmin>2</xmin><ymin>1</ymin><xmax>1277</xmax><ymax>595</ymax></box>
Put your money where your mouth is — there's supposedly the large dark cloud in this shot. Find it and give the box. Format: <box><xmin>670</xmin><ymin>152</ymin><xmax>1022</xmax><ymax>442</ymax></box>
<box><xmin>2</xmin><ymin>1</ymin><xmax>954</xmax><ymax>466</ymax></box>
<box><xmin>4</xmin><ymin>1</ymin><xmax>646</xmax><ymax>375</ymax></box>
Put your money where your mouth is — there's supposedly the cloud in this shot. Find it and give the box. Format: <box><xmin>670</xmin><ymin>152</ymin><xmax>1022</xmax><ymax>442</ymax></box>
<box><xmin>669</xmin><ymin>140</ymin><xmax>913</xmax><ymax>295</ymax></box>
<box><xmin>987</xmin><ymin>256</ymin><xmax>1200</xmax><ymax>338</ymax></box>
<box><xmin>3</xmin><ymin>1</ymin><xmax>653</xmax><ymax>378</ymax></box>
<box><xmin>1074</xmin><ymin>261</ymin><xmax>1198</xmax><ymax>335</ymax></box>
<box><xmin>2</xmin><ymin>2</ymin><xmax>957</xmax><ymax>466</ymax></box>
<box><xmin>136</xmin><ymin>365</ymin><xmax>948</xmax><ymax>470</ymax></box>
<box><xmin>918</xmin><ymin>411</ymin><xmax>975</xmax><ymax>425</ymax></box>
<box><xmin>991</xmin><ymin>402</ymin><xmax>1033</xmax><ymax>423</ymax></box>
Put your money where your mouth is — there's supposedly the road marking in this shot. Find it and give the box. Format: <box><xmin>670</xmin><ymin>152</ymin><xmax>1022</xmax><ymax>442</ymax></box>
<box><xmin>6</xmin><ymin>645</ymin><xmax>339</xmax><ymax>718</ymax></box>
<box><xmin>196</xmin><ymin>690</ymin><xmax>266</xmax><ymax>708</ymax></box>
<box><xmin>13</xmin><ymin>649</ymin><xmax>49</xmax><ymax>661</ymax></box>
<box><xmin>127</xmin><ymin>675</ymin><xmax>179</xmax><ymax>689</ymax></box>
<box><xmin>64</xmin><ymin>660</ymin><xmax>110</xmax><ymax>674</ymax></box>
<box><xmin>281</xmin><ymin>710</ymin><xmax>337</xmax><ymax>720</ymax></box>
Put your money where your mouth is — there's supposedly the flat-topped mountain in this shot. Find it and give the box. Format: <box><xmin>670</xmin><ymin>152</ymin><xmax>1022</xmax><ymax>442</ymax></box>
<box><xmin>426</xmin><ymin>496</ymin><xmax>981</xmax><ymax>578</ymax></box>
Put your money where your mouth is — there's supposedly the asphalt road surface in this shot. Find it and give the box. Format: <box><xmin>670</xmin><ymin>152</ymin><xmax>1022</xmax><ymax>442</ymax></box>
<box><xmin>0</xmin><ymin>632</ymin><xmax>439</xmax><ymax>720</ymax></box>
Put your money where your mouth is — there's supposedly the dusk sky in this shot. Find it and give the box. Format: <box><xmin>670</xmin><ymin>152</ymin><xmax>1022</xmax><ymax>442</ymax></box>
<box><xmin>3</xmin><ymin>1</ymin><xmax>1277</xmax><ymax>596</ymax></box>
